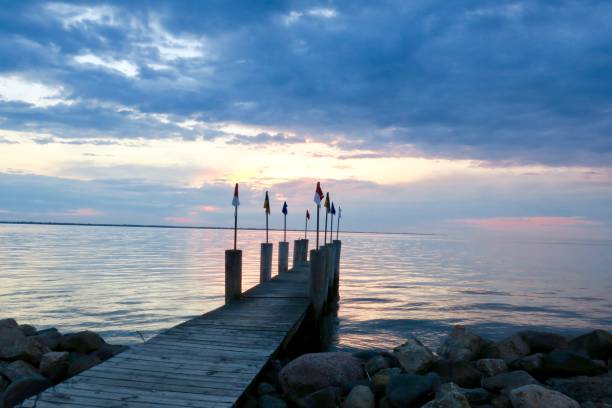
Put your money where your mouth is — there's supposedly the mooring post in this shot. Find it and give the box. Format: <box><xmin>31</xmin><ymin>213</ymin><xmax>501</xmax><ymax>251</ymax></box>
<box><xmin>325</xmin><ymin>243</ymin><xmax>336</xmax><ymax>300</ymax></box>
<box><xmin>332</xmin><ymin>240</ymin><xmax>341</xmax><ymax>297</ymax></box>
<box><xmin>301</xmin><ymin>239</ymin><xmax>309</xmax><ymax>264</ymax></box>
<box><xmin>260</xmin><ymin>243</ymin><xmax>273</xmax><ymax>282</ymax></box>
<box><xmin>309</xmin><ymin>249</ymin><xmax>327</xmax><ymax>319</ymax></box>
<box><xmin>278</xmin><ymin>241</ymin><xmax>289</xmax><ymax>274</ymax></box>
<box><xmin>292</xmin><ymin>239</ymin><xmax>301</xmax><ymax>269</ymax></box>
<box><xmin>225</xmin><ymin>249</ymin><xmax>242</xmax><ymax>304</ymax></box>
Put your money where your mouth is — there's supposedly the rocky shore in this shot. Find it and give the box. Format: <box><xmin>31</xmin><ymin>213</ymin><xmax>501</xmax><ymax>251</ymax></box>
<box><xmin>243</xmin><ymin>326</ymin><xmax>612</xmax><ymax>408</ymax></box>
<box><xmin>0</xmin><ymin>318</ymin><xmax>126</xmax><ymax>407</ymax></box>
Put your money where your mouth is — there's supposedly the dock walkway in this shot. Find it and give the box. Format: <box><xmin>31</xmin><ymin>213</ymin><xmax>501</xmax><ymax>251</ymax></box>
<box><xmin>23</xmin><ymin>263</ymin><xmax>311</xmax><ymax>408</ymax></box>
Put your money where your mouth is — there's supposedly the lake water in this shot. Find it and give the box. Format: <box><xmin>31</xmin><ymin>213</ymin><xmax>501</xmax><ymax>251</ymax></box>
<box><xmin>1</xmin><ymin>224</ymin><xmax>611</xmax><ymax>350</ymax></box>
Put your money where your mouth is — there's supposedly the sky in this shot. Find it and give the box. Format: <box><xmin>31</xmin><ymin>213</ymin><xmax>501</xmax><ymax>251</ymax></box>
<box><xmin>1</xmin><ymin>1</ymin><xmax>611</xmax><ymax>238</ymax></box>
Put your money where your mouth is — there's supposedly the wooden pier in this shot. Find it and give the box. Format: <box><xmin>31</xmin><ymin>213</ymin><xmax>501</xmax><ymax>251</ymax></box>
<box><xmin>22</xmin><ymin>240</ymin><xmax>341</xmax><ymax>408</ymax></box>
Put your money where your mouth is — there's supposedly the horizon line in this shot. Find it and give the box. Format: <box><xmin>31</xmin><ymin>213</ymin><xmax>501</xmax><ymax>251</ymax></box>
<box><xmin>0</xmin><ymin>220</ymin><xmax>443</xmax><ymax>237</ymax></box>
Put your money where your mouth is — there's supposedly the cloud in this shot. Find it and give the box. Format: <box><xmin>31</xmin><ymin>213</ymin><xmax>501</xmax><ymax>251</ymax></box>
<box><xmin>456</xmin><ymin>217</ymin><xmax>600</xmax><ymax>230</ymax></box>
<box><xmin>61</xmin><ymin>208</ymin><xmax>104</xmax><ymax>217</ymax></box>
<box><xmin>0</xmin><ymin>75</ymin><xmax>72</xmax><ymax>107</ymax></box>
<box><xmin>74</xmin><ymin>54</ymin><xmax>139</xmax><ymax>78</ymax></box>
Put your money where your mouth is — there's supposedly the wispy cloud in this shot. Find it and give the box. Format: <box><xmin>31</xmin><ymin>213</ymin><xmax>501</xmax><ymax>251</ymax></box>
<box><xmin>456</xmin><ymin>217</ymin><xmax>600</xmax><ymax>230</ymax></box>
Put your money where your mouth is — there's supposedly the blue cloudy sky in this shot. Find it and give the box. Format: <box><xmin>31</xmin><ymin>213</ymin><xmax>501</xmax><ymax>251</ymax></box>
<box><xmin>1</xmin><ymin>1</ymin><xmax>611</xmax><ymax>237</ymax></box>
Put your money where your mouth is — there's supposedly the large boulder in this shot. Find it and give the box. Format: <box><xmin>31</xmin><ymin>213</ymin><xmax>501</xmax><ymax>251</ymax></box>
<box><xmin>569</xmin><ymin>330</ymin><xmax>612</xmax><ymax>361</ymax></box>
<box><xmin>437</xmin><ymin>325</ymin><xmax>486</xmax><ymax>362</ymax></box>
<box><xmin>385</xmin><ymin>373</ymin><xmax>439</xmax><ymax>408</ymax></box>
<box><xmin>456</xmin><ymin>386</ymin><xmax>493</xmax><ymax>405</ymax></box>
<box><xmin>420</xmin><ymin>382</ymin><xmax>470</xmax><ymax>408</ymax></box>
<box><xmin>59</xmin><ymin>331</ymin><xmax>106</xmax><ymax>353</ymax></box>
<box><xmin>393</xmin><ymin>336</ymin><xmax>435</xmax><ymax>373</ymax></box>
<box><xmin>508</xmin><ymin>353</ymin><xmax>545</xmax><ymax>376</ymax></box>
<box><xmin>481</xmin><ymin>370</ymin><xmax>538</xmax><ymax>393</ymax></box>
<box><xmin>482</xmin><ymin>334</ymin><xmax>530</xmax><ymax>362</ymax></box>
<box><xmin>342</xmin><ymin>385</ymin><xmax>375</xmax><ymax>408</ymax></box>
<box><xmin>365</xmin><ymin>355</ymin><xmax>391</xmax><ymax>375</ymax></box>
<box><xmin>476</xmin><ymin>358</ymin><xmax>508</xmax><ymax>377</ymax></box>
<box><xmin>19</xmin><ymin>324</ymin><xmax>37</xmax><ymax>336</ymax></box>
<box><xmin>33</xmin><ymin>328</ymin><xmax>64</xmax><ymax>350</ymax></box>
<box><xmin>430</xmin><ymin>360</ymin><xmax>481</xmax><ymax>388</ymax></box>
<box><xmin>279</xmin><ymin>352</ymin><xmax>364</xmax><ymax>396</ymax></box>
<box><xmin>91</xmin><ymin>344</ymin><xmax>127</xmax><ymax>361</ymax></box>
<box><xmin>0</xmin><ymin>318</ymin><xmax>18</xmax><ymax>330</ymax></box>
<box><xmin>548</xmin><ymin>375</ymin><xmax>612</xmax><ymax>404</ymax></box>
<box><xmin>519</xmin><ymin>330</ymin><xmax>568</xmax><ymax>353</ymax></box>
<box><xmin>372</xmin><ymin>367</ymin><xmax>402</xmax><ymax>388</ymax></box>
<box><xmin>509</xmin><ymin>384</ymin><xmax>580</xmax><ymax>408</ymax></box>
<box><xmin>0</xmin><ymin>376</ymin><xmax>53</xmax><ymax>407</ymax></box>
<box><xmin>0</xmin><ymin>360</ymin><xmax>41</xmax><ymax>382</ymax></box>
<box><xmin>40</xmin><ymin>351</ymin><xmax>70</xmax><ymax>381</ymax></box>
<box><xmin>0</xmin><ymin>327</ymin><xmax>50</xmax><ymax>364</ymax></box>
<box><xmin>544</xmin><ymin>350</ymin><xmax>607</xmax><ymax>377</ymax></box>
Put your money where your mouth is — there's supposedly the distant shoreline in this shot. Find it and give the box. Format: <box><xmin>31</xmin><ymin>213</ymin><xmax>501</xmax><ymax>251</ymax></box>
<box><xmin>0</xmin><ymin>220</ymin><xmax>442</xmax><ymax>236</ymax></box>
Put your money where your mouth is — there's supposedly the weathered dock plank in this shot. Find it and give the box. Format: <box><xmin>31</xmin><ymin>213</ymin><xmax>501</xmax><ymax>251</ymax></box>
<box><xmin>23</xmin><ymin>263</ymin><xmax>311</xmax><ymax>408</ymax></box>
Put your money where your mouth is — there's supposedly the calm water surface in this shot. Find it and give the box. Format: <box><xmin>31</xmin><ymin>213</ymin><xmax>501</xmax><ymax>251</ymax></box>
<box><xmin>1</xmin><ymin>224</ymin><xmax>610</xmax><ymax>350</ymax></box>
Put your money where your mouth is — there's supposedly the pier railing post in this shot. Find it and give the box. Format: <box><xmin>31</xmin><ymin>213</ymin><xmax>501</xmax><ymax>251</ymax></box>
<box><xmin>278</xmin><ymin>241</ymin><xmax>289</xmax><ymax>274</ymax></box>
<box><xmin>225</xmin><ymin>249</ymin><xmax>242</xmax><ymax>304</ymax></box>
<box><xmin>260</xmin><ymin>243</ymin><xmax>273</xmax><ymax>282</ymax></box>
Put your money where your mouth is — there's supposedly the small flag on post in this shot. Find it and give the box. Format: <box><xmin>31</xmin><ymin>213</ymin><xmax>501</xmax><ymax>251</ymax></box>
<box><xmin>282</xmin><ymin>201</ymin><xmax>288</xmax><ymax>242</ymax></box>
<box><xmin>305</xmin><ymin>209</ymin><xmax>310</xmax><ymax>239</ymax></box>
<box><xmin>263</xmin><ymin>191</ymin><xmax>270</xmax><ymax>243</ymax></box>
<box><xmin>232</xmin><ymin>183</ymin><xmax>239</xmax><ymax>250</ymax></box>
<box><xmin>331</xmin><ymin>202</ymin><xmax>336</xmax><ymax>242</ymax></box>
<box><xmin>314</xmin><ymin>182</ymin><xmax>323</xmax><ymax>248</ymax></box>
<box><xmin>323</xmin><ymin>192</ymin><xmax>330</xmax><ymax>245</ymax></box>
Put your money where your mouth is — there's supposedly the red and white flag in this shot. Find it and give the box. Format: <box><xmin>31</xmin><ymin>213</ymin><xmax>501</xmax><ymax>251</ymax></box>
<box><xmin>314</xmin><ymin>182</ymin><xmax>324</xmax><ymax>206</ymax></box>
<box><xmin>232</xmin><ymin>183</ymin><xmax>240</xmax><ymax>207</ymax></box>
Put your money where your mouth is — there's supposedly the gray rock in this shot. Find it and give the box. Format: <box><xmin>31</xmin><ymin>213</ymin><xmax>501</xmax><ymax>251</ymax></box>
<box><xmin>19</xmin><ymin>324</ymin><xmax>37</xmax><ymax>336</ymax></box>
<box><xmin>353</xmin><ymin>350</ymin><xmax>381</xmax><ymax>361</ymax></box>
<box><xmin>544</xmin><ymin>350</ymin><xmax>607</xmax><ymax>377</ymax></box>
<box><xmin>297</xmin><ymin>387</ymin><xmax>340</xmax><ymax>408</ymax></box>
<box><xmin>33</xmin><ymin>328</ymin><xmax>63</xmax><ymax>350</ymax></box>
<box><xmin>548</xmin><ymin>375</ymin><xmax>612</xmax><ymax>404</ymax></box>
<box><xmin>482</xmin><ymin>334</ymin><xmax>530</xmax><ymax>362</ymax></box>
<box><xmin>509</xmin><ymin>384</ymin><xmax>580</xmax><ymax>407</ymax></box>
<box><xmin>257</xmin><ymin>381</ymin><xmax>277</xmax><ymax>395</ymax></box>
<box><xmin>0</xmin><ymin>376</ymin><xmax>53</xmax><ymax>407</ymax></box>
<box><xmin>343</xmin><ymin>385</ymin><xmax>375</xmax><ymax>408</ymax></box>
<box><xmin>279</xmin><ymin>352</ymin><xmax>364</xmax><ymax>396</ymax></box>
<box><xmin>0</xmin><ymin>318</ymin><xmax>18</xmax><ymax>330</ymax></box>
<box><xmin>519</xmin><ymin>330</ymin><xmax>568</xmax><ymax>353</ymax></box>
<box><xmin>476</xmin><ymin>358</ymin><xmax>508</xmax><ymax>377</ymax></box>
<box><xmin>0</xmin><ymin>327</ymin><xmax>50</xmax><ymax>364</ymax></box>
<box><xmin>67</xmin><ymin>352</ymin><xmax>100</xmax><ymax>377</ymax></box>
<box><xmin>365</xmin><ymin>355</ymin><xmax>390</xmax><ymax>375</ymax></box>
<box><xmin>508</xmin><ymin>353</ymin><xmax>544</xmax><ymax>375</ymax></box>
<box><xmin>40</xmin><ymin>351</ymin><xmax>69</xmax><ymax>381</ymax></box>
<box><xmin>569</xmin><ymin>330</ymin><xmax>612</xmax><ymax>361</ymax></box>
<box><xmin>259</xmin><ymin>394</ymin><xmax>288</xmax><ymax>408</ymax></box>
<box><xmin>457</xmin><ymin>386</ymin><xmax>493</xmax><ymax>405</ymax></box>
<box><xmin>60</xmin><ymin>330</ymin><xmax>107</xmax><ymax>353</ymax></box>
<box><xmin>481</xmin><ymin>370</ymin><xmax>538</xmax><ymax>393</ymax></box>
<box><xmin>393</xmin><ymin>335</ymin><xmax>435</xmax><ymax>373</ymax></box>
<box><xmin>437</xmin><ymin>325</ymin><xmax>486</xmax><ymax>362</ymax></box>
<box><xmin>0</xmin><ymin>360</ymin><xmax>41</xmax><ymax>382</ymax></box>
<box><xmin>491</xmin><ymin>395</ymin><xmax>512</xmax><ymax>408</ymax></box>
<box><xmin>372</xmin><ymin>367</ymin><xmax>402</xmax><ymax>387</ymax></box>
<box><xmin>430</xmin><ymin>359</ymin><xmax>482</xmax><ymax>388</ymax></box>
<box><xmin>385</xmin><ymin>373</ymin><xmax>438</xmax><ymax>408</ymax></box>
<box><xmin>420</xmin><ymin>383</ymin><xmax>470</xmax><ymax>408</ymax></box>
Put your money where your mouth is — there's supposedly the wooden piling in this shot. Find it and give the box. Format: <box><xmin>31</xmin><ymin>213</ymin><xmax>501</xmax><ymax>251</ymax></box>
<box><xmin>224</xmin><ymin>249</ymin><xmax>242</xmax><ymax>303</ymax></box>
<box><xmin>301</xmin><ymin>239</ymin><xmax>309</xmax><ymax>264</ymax></box>
<box><xmin>292</xmin><ymin>239</ymin><xmax>301</xmax><ymax>269</ymax></box>
<box><xmin>309</xmin><ymin>249</ymin><xmax>327</xmax><ymax>319</ymax></box>
<box><xmin>278</xmin><ymin>241</ymin><xmax>289</xmax><ymax>274</ymax></box>
<box><xmin>260</xmin><ymin>243</ymin><xmax>273</xmax><ymax>282</ymax></box>
<box><xmin>332</xmin><ymin>240</ymin><xmax>341</xmax><ymax>297</ymax></box>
